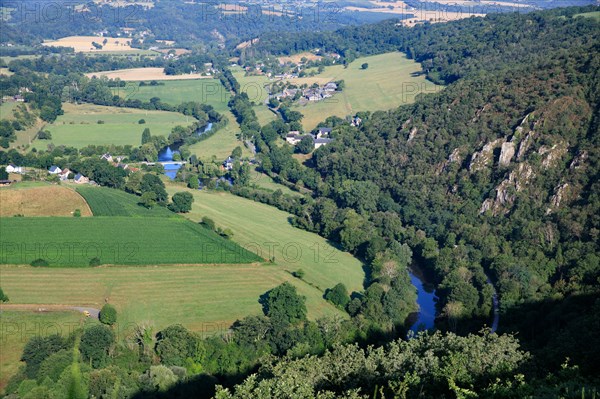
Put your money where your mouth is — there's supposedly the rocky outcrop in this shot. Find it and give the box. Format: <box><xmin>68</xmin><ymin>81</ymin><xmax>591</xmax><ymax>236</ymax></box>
<box><xmin>498</xmin><ymin>142</ymin><xmax>515</xmax><ymax>167</ymax></box>
<box><xmin>516</xmin><ymin>132</ymin><xmax>534</xmax><ymax>160</ymax></box>
<box><xmin>407</xmin><ymin>127</ymin><xmax>418</xmax><ymax>142</ymax></box>
<box><xmin>570</xmin><ymin>150</ymin><xmax>588</xmax><ymax>170</ymax></box>
<box><xmin>480</xmin><ymin>163</ymin><xmax>534</xmax><ymax>215</ymax></box>
<box><xmin>546</xmin><ymin>183</ymin><xmax>571</xmax><ymax>214</ymax></box>
<box><xmin>469</xmin><ymin>138</ymin><xmax>504</xmax><ymax>172</ymax></box>
<box><xmin>539</xmin><ymin>143</ymin><xmax>568</xmax><ymax>169</ymax></box>
<box><xmin>448</xmin><ymin>148</ymin><xmax>462</xmax><ymax>163</ymax></box>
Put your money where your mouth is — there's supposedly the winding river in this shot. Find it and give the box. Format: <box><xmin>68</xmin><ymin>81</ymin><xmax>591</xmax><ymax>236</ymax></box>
<box><xmin>157</xmin><ymin>122</ymin><xmax>214</xmax><ymax>179</ymax></box>
<box><xmin>407</xmin><ymin>266</ymin><xmax>499</xmax><ymax>333</ymax></box>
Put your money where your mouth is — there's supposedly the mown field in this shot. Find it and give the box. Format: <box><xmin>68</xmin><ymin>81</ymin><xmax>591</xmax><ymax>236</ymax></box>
<box><xmin>231</xmin><ymin>52</ymin><xmax>442</xmax><ymax>130</ymax></box>
<box><xmin>112</xmin><ymin>79</ymin><xmax>231</xmax><ymax>115</ymax></box>
<box><xmin>0</xmin><ymin>264</ymin><xmax>344</xmax><ymax>337</ymax></box>
<box><xmin>0</xmin><ymin>216</ymin><xmax>259</xmax><ymax>265</ymax></box>
<box><xmin>43</xmin><ymin>103</ymin><xmax>192</xmax><ymax>148</ymax></box>
<box><xmin>0</xmin><ymin>183</ymin><xmax>92</xmax><ymax>217</ymax></box>
<box><xmin>76</xmin><ymin>186</ymin><xmax>176</xmax><ymax>218</ymax></box>
<box><xmin>165</xmin><ymin>183</ymin><xmax>365</xmax><ymax>293</ymax></box>
<box><xmin>294</xmin><ymin>52</ymin><xmax>443</xmax><ymax>129</ymax></box>
<box><xmin>89</xmin><ymin>68</ymin><xmax>208</xmax><ymax>81</ymax></box>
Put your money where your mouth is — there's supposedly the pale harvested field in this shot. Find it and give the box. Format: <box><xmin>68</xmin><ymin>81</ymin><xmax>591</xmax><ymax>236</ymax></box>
<box><xmin>0</xmin><ymin>184</ymin><xmax>93</xmax><ymax>217</ymax></box>
<box><xmin>43</xmin><ymin>36</ymin><xmax>134</xmax><ymax>52</ymax></box>
<box><xmin>345</xmin><ymin>0</ymin><xmax>485</xmax><ymax>22</ymax></box>
<box><xmin>278</xmin><ymin>52</ymin><xmax>322</xmax><ymax>64</ymax></box>
<box><xmin>86</xmin><ymin>67</ymin><xmax>210</xmax><ymax>81</ymax></box>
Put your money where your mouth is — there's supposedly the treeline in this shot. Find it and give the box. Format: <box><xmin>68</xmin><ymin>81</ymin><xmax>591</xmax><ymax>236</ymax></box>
<box><xmin>250</xmin><ymin>5</ymin><xmax>600</xmax><ymax>84</ymax></box>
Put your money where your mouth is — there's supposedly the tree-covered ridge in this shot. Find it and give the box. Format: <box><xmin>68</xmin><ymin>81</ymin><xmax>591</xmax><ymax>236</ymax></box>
<box><xmin>250</xmin><ymin>5</ymin><xmax>600</xmax><ymax>84</ymax></box>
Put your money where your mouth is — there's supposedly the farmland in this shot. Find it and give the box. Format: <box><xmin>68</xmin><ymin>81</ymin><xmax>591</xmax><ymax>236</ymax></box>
<box><xmin>292</xmin><ymin>52</ymin><xmax>443</xmax><ymax>130</ymax></box>
<box><xmin>43</xmin><ymin>103</ymin><xmax>192</xmax><ymax>148</ymax></box>
<box><xmin>76</xmin><ymin>186</ymin><xmax>176</xmax><ymax>218</ymax></box>
<box><xmin>108</xmin><ymin>78</ymin><xmax>252</xmax><ymax>160</ymax></box>
<box><xmin>87</xmin><ymin>68</ymin><xmax>209</xmax><ymax>81</ymax></box>
<box><xmin>0</xmin><ymin>183</ymin><xmax>92</xmax><ymax>217</ymax></box>
<box><xmin>165</xmin><ymin>184</ymin><xmax>366</xmax><ymax>293</ymax></box>
<box><xmin>42</xmin><ymin>36</ymin><xmax>136</xmax><ymax>52</ymax></box>
<box><xmin>0</xmin><ymin>264</ymin><xmax>344</xmax><ymax>337</ymax></box>
<box><xmin>112</xmin><ymin>79</ymin><xmax>231</xmax><ymax>115</ymax></box>
<box><xmin>0</xmin><ymin>216</ymin><xmax>260</xmax><ymax>266</ymax></box>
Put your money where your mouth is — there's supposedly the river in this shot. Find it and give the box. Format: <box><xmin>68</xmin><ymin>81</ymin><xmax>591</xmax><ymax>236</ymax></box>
<box><xmin>407</xmin><ymin>266</ymin><xmax>500</xmax><ymax>334</ymax></box>
<box><xmin>157</xmin><ymin>122</ymin><xmax>213</xmax><ymax>179</ymax></box>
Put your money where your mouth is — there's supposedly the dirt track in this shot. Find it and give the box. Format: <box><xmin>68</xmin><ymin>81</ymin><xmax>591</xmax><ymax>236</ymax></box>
<box><xmin>0</xmin><ymin>304</ymin><xmax>100</xmax><ymax>318</ymax></box>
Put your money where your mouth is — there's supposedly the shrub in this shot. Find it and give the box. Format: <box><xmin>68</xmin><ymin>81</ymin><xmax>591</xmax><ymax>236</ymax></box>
<box><xmin>0</xmin><ymin>287</ymin><xmax>8</xmax><ymax>302</ymax></box>
<box><xmin>138</xmin><ymin>119</ymin><xmax>146</xmax><ymax>124</ymax></box>
<box><xmin>292</xmin><ymin>269</ymin><xmax>305</xmax><ymax>279</ymax></box>
<box><xmin>99</xmin><ymin>304</ymin><xmax>117</xmax><ymax>325</ymax></box>
<box><xmin>89</xmin><ymin>257</ymin><xmax>102</xmax><ymax>267</ymax></box>
<box><xmin>201</xmin><ymin>217</ymin><xmax>215</xmax><ymax>230</ymax></box>
<box><xmin>324</xmin><ymin>283</ymin><xmax>350</xmax><ymax>309</ymax></box>
<box><xmin>30</xmin><ymin>258</ymin><xmax>49</xmax><ymax>267</ymax></box>
<box><xmin>73</xmin><ymin>209</ymin><xmax>81</xmax><ymax>217</ymax></box>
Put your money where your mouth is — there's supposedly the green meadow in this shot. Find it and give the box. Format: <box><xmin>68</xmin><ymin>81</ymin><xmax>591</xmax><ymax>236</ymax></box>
<box><xmin>75</xmin><ymin>186</ymin><xmax>177</xmax><ymax>218</ymax></box>
<box><xmin>43</xmin><ymin>103</ymin><xmax>192</xmax><ymax>148</ymax></box>
<box><xmin>231</xmin><ymin>52</ymin><xmax>442</xmax><ymax>130</ymax></box>
<box><xmin>165</xmin><ymin>183</ymin><xmax>366</xmax><ymax>293</ymax></box>
<box><xmin>112</xmin><ymin>79</ymin><xmax>231</xmax><ymax>115</ymax></box>
<box><xmin>0</xmin><ymin>217</ymin><xmax>260</xmax><ymax>266</ymax></box>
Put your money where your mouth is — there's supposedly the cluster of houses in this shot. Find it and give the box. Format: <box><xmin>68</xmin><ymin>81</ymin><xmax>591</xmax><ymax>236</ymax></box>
<box><xmin>1</xmin><ymin>87</ymin><xmax>31</xmax><ymax>104</ymax></box>
<box><xmin>275</xmin><ymin>82</ymin><xmax>338</xmax><ymax>104</ymax></box>
<box><xmin>48</xmin><ymin>166</ymin><xmax>90</xmax><ymax>184</ymax></box>
<box><xmin>285</xmin><ymin>127</ymin><xmax>334</xmax><ymax>150</ymax></box>
<box><xmin>100</xmin><ymin>153</ymin><xmax>138</xmax><ymax>172</ymax></box>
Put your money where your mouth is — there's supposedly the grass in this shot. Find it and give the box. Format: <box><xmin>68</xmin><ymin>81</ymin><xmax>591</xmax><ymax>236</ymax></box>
<box><xmin>165</xmin><ymin>183</ymin><xmax>365</xmax><ymax>293</ymax></box>
<box><xmin>0</xmin><ymin>101</ymin><xmax>17</xmax><ymax>119</ymax></box>
<box><xmin>43</xmin><ymin>103</ymin><xmax>193</xmax><ymax>148</ymax></box>
<box><xmin>0</xmin><ymin>216</ymin><xmax>260</xmax><ymax>266</ymax></box>
<box><xmin>75</xmin><ymin>186</ymin><xmax>176</xmax><ymax>218</ymax></box>
<box><xmin>294</xmin><ymin>52</ymin><xmax>443</xmax><ymax>130</ymax></box>
<box><xmin>249</xmin><ymin>168</ymin><xmax>301</xmax><ymax>196</ymax></box>
<box><xmin>0</xmin><ymin>183</ymin><xmax>92</xmax><ymax>217</ymax></box>
<box><xmin>113</xmin><ymin>79</ymin><xmax>231</xmax><ymax>115</ymax></box>
<box><xmin>187</xmin><ymin>111</ymin><xmax>251</xmax><ymax>161</ymax></box>
<box><xmin>0</xmin><ymin>264</ymin><xmax>344</xmax><ymax>336</ymax></box>
<box><xmin>111</xmin><ymin>79</ymin><xmax>252</xmax><ymax>161</ymax></box>
<box><xmin>0</xmin><ymin>311</ymin><xmax>85</xmax><ymax>392</ymax></box>
<box><xmin>231</xmin><ymin>52</ymin><xmax>443</xmax><ymax>130</ymax></box>
<box><xmin>574</xmin><ymin>11</ymin><xmax>600</xmax><ymax>20</ymax></box>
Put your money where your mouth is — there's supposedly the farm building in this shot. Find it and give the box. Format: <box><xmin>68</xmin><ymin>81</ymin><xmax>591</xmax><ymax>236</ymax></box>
<box><xmin>48</xmin><ymin>166</ymin><xmax>62</xmax><ymax>174</ymax></box>
<box><xmin>74</xmin><ymin>173</ymin><xmax>90</xmax><ymax>184</ymax></box>
<box><xmin>314</xmin><ymin>138</ymin><xmax>334</xmax><ymax>149</ymax></box>
<box><xmin>5</xmin><ymin>164</ymin><xmax>22</xmax><ymax>173</ymax></box>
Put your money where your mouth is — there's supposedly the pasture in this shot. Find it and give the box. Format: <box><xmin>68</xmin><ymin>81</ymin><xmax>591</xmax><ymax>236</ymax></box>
<box><xmin>87</xmin><ymin>68</ymin><xmax>208</xmax><ymax>81</ymax></box>
<box><xmin>0</xmin><ymin>264</ymin><xmax>344</xmax><ymax>339</ymax></box>
<box><xmin>165</xmin><ymin>183</ymin><xmax>366</xmax><ymax>293</ymax></box>
<box><xmin>75</xmin><ymin>186</ymin><xmax>176</xmax><ymax>218</ymax></box>
<box><xmin>0</xmin><ymin>183</ymin><xmax>92</xmax><ymax>217</ymax></box>
<box><xmin>42</xmin><ymin>36</ymin><xmax>135</xmax><ymax>52</ymax></box>
<box><xmin>0</xmin><ymin>216</ymin><xmax>260</xmax><ymax>266</ymax></box>
<box><xmin>43</xmin><ymin>103</ymin><xmax>192</xmax><ymax>148</ymax></box>
<box><xmin>112</xmin><ymin>79</ymin><xmax>231</xmax><ymax>115</ymax></box>
<box><xmin>231</xmin><ymin>52</ymin><xmax>442</xmax><ymax>130</ymax></box>
<box><xmin>291</xmin><ymin>52</ymin><xmax>443</xmax><ymax>130</ymax></box>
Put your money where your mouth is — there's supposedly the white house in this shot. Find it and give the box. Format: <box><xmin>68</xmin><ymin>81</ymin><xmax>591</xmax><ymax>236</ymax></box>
<box><xmin>316</xmin><ymin>127</ymin><xmax>332</xmax><ymax>139</ymax></box>
<box><xmin>100</xmin><ymin>153</ymin><xmax>113</xmax><ymax>162</ymax></box>
<box><xmin>5</xmin><ymin>164</ymin><xmax>22</xmax><ymax>174</ymax></box>
<box><xmin>59</xmin><ymin>168</ymin><xmax>71</xmax><ymax>181</ymax></box>
<box><xmin>285</xmin><ymin>131</ymin><xmax>302</xmax><ymax>145</ymax></box>
<box><xmin>314</xmin><ymin>138</ymin><xmax>334</xmax><ymax>149</ymax></box>
<box><xmin>222</xmin><ymin>157</ymin><xmax>234</xmax><ymax>171</ymax></box>
<box><xmin>48</xmin><ymin>165</ymin><xmax>62</xmax><ymax>174</ymax></box>
<box><xmin>74</xmin><ymin>173</ymin><xmax>89</xmax><ymax>184</ymax></box>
